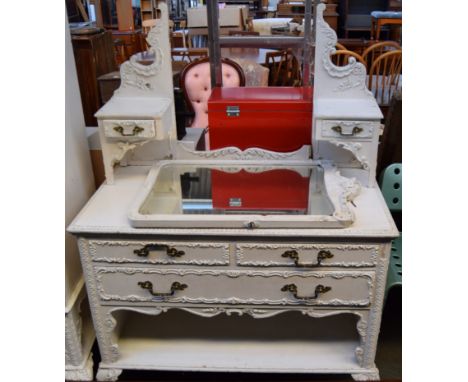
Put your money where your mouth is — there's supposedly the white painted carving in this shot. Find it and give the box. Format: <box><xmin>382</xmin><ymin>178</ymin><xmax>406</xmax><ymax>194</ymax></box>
<box><xmin>96</xmin><ymin>368</ymin><xmax>123</xmax><ymax>382</ymax></box>
<box><xmin>175</xmin><ymin>144</ymin><xmax>311</xmax><ymax>160</ymax></box>
<box><xmin>330</xmin><ymin>140</ymin><xmax>370</xmax><ymax>170</ymax></box>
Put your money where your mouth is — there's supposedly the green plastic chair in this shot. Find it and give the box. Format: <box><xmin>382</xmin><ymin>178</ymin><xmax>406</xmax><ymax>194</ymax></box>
<box><xmin>379</xmin><ymin>163</ymin><xmax>402</xmax><ymax>301</ymax></box>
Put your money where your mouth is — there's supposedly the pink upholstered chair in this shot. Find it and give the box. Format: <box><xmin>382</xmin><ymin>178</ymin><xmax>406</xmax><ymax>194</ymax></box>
<box><xmin>180</xmin><ymin>57</ymin><xmax>245</xmax><ymax>148</ymax></box>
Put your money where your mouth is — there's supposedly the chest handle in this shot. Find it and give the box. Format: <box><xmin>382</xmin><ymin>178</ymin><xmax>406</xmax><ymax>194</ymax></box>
<box><xmin>282</xmin><ymin>249</ymin><xmax>334</xmax><ymax>267</ymax></box>
<box><xmin>138</xmin><ymin>281</ymin><xmax>187</xmax><ymax>297</ymax></box>
<box><xmin>134</xmin><ymin>244</ymin><xmax>185</xmax><ymax>258</ymax></box>
<box><xmin>331</xmin><ymin>125</ymin><xmax>363</xmax><ymax>136</ymax></box>
<box><xmin>281</xmin><ymin>284</ymin><xmax>332</xmax><ymax>300</ymax></box>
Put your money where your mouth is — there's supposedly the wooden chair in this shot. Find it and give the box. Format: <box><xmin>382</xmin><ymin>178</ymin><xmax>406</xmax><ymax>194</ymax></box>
<box><xmin>335</xmin><ymin>42</ymin><xmax>347</xmax><ymax>51</ymax></box>
<box><xmin>362</xmin><ymin>41</ymin><xmax>401</xmax><ymax>70</ymax></box>
<box><xmin>331</xmin><ymin>49</ymin><xmax>366</xmax><ymax>68</ymax></box>
<box><xmin>264</xmin><ymin>50</ymin><xmax>301</xmax><ymax>86</ymax></box>
<box><xmin>367</xmin><ymin>50</ymin><xmax>402</xmax><ymax>108</ymax></box>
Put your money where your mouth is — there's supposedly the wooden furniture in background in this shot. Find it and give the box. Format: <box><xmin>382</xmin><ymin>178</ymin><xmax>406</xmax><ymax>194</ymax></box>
<box><xmin>116</xmin><ymin>0</ymin><xmax>134</xmax><ymax>30</ymax></box>
<box><xmin>370</xmin><ymin>11</ymin><xmax>402</xmax><ymax>41</ymax></box>
<box><xmin>368</xmin><ymin>49</ymin><xmax>402</xmax><ymax>117</ymax></box>
<box><xmin>141</xmin><ymin>0</ymin><xmax>158</xmax><ymax>23</ymax></box>
<box><xmin>339</xmin><ymin>0</ymin><xmax>387</xmax><ymax>38</ymax></box>
<box><xmin>264</xmin><ymin>49</ymin><xmax>301</xmax><ymax>86</ymax></box>
<box><xmin>71</xmin><ymin>30</ymin><xmax>117</xmax><ymax>126</ymax></box>
<box><xmin>142</xmin><ymin>18</ymin><xmax>158</xmax><ymax>33</ymax></box>
<box><xmin>361</xmin><ymin>40</ymin><xmax>400</xmax><ymax>69</ymax></box>
<box><xmin>172</xmin><ymin>47</ymin><xmax>209</xmax><ymax>63</ymax></box>
<box><xmin>112</xmin><ymin>29</ymin><xmax>145</xmax><ymax>64</ymax></box>
<box><xmin>331</xmin><ymin>49</ymin><xmax>366</xmax><ymax>67</ymax></box>
<box><xmin>228</xmin><ymin>30</ymin><xmax>260</xmax><ymax>36</ymax></box>
<box><xmin>377</xmin><ymin>88</ymin><xmax>401</xmax><ymax>175</ymax></box>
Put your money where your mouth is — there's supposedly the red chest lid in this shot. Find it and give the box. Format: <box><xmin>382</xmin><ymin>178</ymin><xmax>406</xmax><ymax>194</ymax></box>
<box><xmin>208</xmin><ymin>86</ymin><xmax>313</xmax><ymax>112</ymax></box>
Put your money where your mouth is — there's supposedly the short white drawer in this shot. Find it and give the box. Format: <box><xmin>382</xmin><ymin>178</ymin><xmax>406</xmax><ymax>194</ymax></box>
<box><xmin>95</xmin><ymin>267</ymin><xmax>374</xmax><ymax>307</ymax></box>
<box><xmin>88</xmin><ymin>239</ymin><xmax>230</xmax><ymax>266</ymax></box>
<box><xmin>236</xmin><ymin>243</ymin><xmax>379</xmax><ymax>267</ymax></box>
<box><xmin>102</xmin><ymin>120</ymin><xmax>156</xmax><ymax>139</ymax></box>
<box><xmin>320</xmin><ymin>120</ymin><xmax>378</xmax><ymax>140</ymax></box>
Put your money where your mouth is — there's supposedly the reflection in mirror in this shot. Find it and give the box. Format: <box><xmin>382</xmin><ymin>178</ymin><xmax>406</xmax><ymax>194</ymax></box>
<box><xmin>139</xmin><ymin>164</ymin><xmax>334</xmax><ymax>217</ymax></box>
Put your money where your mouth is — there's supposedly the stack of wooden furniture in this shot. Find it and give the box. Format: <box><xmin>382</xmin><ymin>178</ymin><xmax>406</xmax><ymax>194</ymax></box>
<box><xmin>277</xmin><ymin>0</ymin><xmax>339</xmax><ymax>32</ymax></box>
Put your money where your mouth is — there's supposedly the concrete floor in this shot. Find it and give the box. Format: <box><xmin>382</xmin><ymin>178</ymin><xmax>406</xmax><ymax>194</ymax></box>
<box><xmin>85</xmin><ymin>288</ymin><xmax>402</xmax><ymax>382</ymax></box>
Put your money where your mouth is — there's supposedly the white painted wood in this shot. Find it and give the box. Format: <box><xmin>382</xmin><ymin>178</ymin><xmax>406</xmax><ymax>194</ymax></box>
<box><xmin>65</xmin><ymin>17</ymin><xmax>95</xmax><ymax>380</ymax></box>
<box><xmin>67</xmin><ymin>3</ymin><xmax>398</xmax><ymax>381</ymax></box>
<box><xmin>127</xmin><ymin>160</ymin><xmax>359</xmax><ymax>229</ymax></box>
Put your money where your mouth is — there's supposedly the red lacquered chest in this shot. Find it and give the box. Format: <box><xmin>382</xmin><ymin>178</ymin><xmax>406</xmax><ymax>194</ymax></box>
<box><xmin>211</xmin><ymin>169</ymin><xmax>309</xmax><ymax>212</ymax></box>
<box><xmin>208</xmin><ymin>87</ymin><xmax>313</xmax><ymax>152</ymax></box>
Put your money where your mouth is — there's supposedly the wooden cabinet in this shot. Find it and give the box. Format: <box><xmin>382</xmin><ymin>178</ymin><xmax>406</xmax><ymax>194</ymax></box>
<box><xmin>71</xmin><ymin>31</ymin><xmax>117</xmax><ymax>126</ymax></box>
<box><xmin>141</xmin><ymin>0</ymin><xmax>158</xmax><ymax>23</ymax></box>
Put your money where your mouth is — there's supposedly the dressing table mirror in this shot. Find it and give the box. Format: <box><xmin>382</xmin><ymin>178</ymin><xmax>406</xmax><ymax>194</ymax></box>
<box><xmin>68</xmin><ymin>1</ymin><xmax>398</xmax><ymax>380</ymax></box>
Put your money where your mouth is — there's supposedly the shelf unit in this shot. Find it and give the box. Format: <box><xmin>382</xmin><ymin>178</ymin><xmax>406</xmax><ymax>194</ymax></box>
<box><xmin>141</xmin><ymin>0</ymin><xmax>158</xmax><ymax>23</ymax></box>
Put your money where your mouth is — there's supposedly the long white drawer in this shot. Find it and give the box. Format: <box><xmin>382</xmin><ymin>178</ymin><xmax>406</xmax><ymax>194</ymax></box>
<box><xmin>88</xmin><ymin>239</ymin><xmax>230</xmax><ymax>266</ymax></box>
<box><xmin>95</xmin><ymin>267</ymin><xmax>374</xmax><ymax>307</ymax></box>
<box><xmin>236</xmin><ymin>243</ymin><xmax>379</xmax><ymax>268</ymax></box>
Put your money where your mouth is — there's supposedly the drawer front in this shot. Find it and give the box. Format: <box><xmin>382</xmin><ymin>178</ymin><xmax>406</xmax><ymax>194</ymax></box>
<box><xmin>320</xmin><ymin>120</ymin><xmax>378</xmax><ymax>140</ymax></box>
<box><xmin>102</xmin><ymin>120</ymin><xmax>156</xmax><ymax>139</ymax></box>
<box><xmin>95</xmin><ymin>268</ymin><xmax>374</xmax><ymax>307</ymax></box>
<box><xmin>89</xmin><ymin>240</ymin><xmax>230</xmax><ymax>266</ymax></box>
<box><xmin>236</xmin><ymin>243</ymin><xmax>379</xmax><ymax>268</ymax></box>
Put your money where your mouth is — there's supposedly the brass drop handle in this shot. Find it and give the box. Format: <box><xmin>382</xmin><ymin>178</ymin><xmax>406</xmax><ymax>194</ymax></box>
<box><xmin>331</xmin><ymin>125</ymin><xmax>363</xmax><ymax>136</ymax></box>
<box><xmin>113</xmin><ymin>125</ymin><xmax>144</xmax><ymax>136</ymax></box>
<box><xmin>281</xmin><ymin>284</ymin><xmax>332</xmax><ymax>300</ymax></box>
<box><xmin>138</xmin><ymin>281</ymin><xmax>187</xmax><ymax>297</ymax></box>
<box><xmin>282</xmin><ymin>249</ymin><xmax>334</xmax><ymax>267</ymax></box>
<box><xmin>134</xmin><ymin>244</ymin><xmax>185</xmax><ymax>258</ymax></box>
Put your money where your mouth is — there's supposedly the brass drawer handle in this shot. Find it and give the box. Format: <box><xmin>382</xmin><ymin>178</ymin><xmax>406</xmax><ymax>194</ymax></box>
<box><xmin>281</xmin><ymin>284</ymin><xmax>332</xmax><ymax>300</ymax></box>
<box><xmin>138</xmin><ymin>281</ymin><xmax>187</xmax><ymax>297</ymax></box>
<box><xmin>134</xmin><ymin>244</ymin><xmax>185</xmax><ymax>258</ymax></box>
<box><xmin>113</xmin><ymin>125</ymin><xmax>144</xmax><ymax>136</ymax></box>
<box><xmin>282</xmin><ymin>249</ymin><xmax>334</xmax><ymax>267</ymax></box>
<box><xmin>331</xmin><ymin>125</ymin><xmax>363</xmax><ymax>136</ymax></box>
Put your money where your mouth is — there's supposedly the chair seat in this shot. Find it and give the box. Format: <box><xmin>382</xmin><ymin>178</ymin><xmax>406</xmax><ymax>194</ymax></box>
<box><xmin>371</xmin><ymin>11</ymin><xmax>402</xmax><ymax>19</ymax></box>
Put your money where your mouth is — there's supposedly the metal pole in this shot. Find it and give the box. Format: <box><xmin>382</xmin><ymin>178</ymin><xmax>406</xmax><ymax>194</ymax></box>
<box><xmin>207</xmin><ymin>0</ymin><xmax>222</xmax><ymax>87</ymax></box>
<box><xmin>302</xmin><ymin>0</ymin><xmax>313</xmax><ymax>86</ymax></box>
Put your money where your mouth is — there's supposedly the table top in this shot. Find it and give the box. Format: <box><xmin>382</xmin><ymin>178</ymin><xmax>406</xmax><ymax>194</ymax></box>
<box><xmin>68</xmin><ymin>165</ymin><xmax>398</xmax><ymax>238</ymax></box>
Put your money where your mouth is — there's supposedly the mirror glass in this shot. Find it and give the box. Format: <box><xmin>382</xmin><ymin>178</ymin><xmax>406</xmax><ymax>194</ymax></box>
<box><xmin>139</xmin><ymin>163</ymin><xmax>334</xmax><ymax>217</ymax></box>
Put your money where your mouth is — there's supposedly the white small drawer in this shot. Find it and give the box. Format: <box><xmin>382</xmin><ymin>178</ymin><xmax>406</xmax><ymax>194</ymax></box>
<box><xmin>95</xmin><ymin>268</ymin><xmax>374</xmax><ymax>307</ymax></box>
<box><xmin>236</xmin><ymin>243</ymin><xmax>379</xmax><ymax>268</ymax></box>
<box><xmin>320</xmin><ymin>120</ymin><xmax>378</xmax><ymax>140</ymax></box>
<box><xmin>88</xmin><ymin>239</ymin><xmax>230</xmax><ymax>266</ymax></box>
<box><xmin>102</xmin><ymin>119</ymin><xmax>156</xmax><ymax>139</ymax></box>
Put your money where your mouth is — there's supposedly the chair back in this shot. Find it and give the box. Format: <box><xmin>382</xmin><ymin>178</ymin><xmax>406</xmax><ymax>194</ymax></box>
<box><xmin>378</xmin><ymin>163</ymin><xmax>402</xmax><ymax>212</ymax></box>
<box><xmin>331</xmin><ymin>49</ymin><xmax>366</xmax><ymax>68</ymax></box>
<box><xmin>265</xmin><ymin>50</ymin><xmax>301</xmax><ymax>86</ymax></box>
<box><xmin>179</xmin><ymin>57</ymin><xmax>245</xmax><ymax>129</ymax></box>
<box><xmin>362</xmin><ymin>41</ymin><xmax>401</xmax><ymax>69</ymax></box>
<box><xmin>368</xmin><ymin>49</ymin><xmax>402</xmax><ymax>106</ymax></box>
<box><xmin>335</xmin><ymin>42</ymin><xmax>347</xmax><ymax>50</ymax></box>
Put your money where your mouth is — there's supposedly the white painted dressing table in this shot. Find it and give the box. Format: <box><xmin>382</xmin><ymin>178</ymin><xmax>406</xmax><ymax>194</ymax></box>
<box><xmin>68</xmin><ymin>2</ymin><xmax>398</xmax><ymax>381</ymax></box>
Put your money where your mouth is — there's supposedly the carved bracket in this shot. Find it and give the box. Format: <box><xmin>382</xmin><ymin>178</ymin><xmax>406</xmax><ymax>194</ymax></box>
<box><xmin>329</xmin><ymin>140</ymin><xmax>370</xmax><ymax>170</ymax></box>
